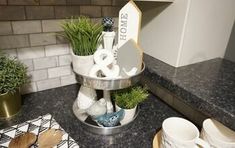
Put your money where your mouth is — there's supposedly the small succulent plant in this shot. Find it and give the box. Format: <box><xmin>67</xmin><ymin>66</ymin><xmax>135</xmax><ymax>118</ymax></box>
<box><xmin>0</xmin><ymin>54</ymin><xmax>28</xmax><ymax>94</ymax></box>
<box><xmin>114</xmin><ymin>86</ymin><xmax>149</xmax><ymax>109</ymax></box>
<box><xmin>61</xmin><ymin>16</ymin><xmax>103</xmax><ymax>56</ymax></box>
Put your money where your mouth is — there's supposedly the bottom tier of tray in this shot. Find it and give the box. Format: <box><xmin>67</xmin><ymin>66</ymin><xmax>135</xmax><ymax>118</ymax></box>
<box><xmin>72</xmin><ymin>100</ymin><xmax>139</xmax><ymax>135</ymax></box>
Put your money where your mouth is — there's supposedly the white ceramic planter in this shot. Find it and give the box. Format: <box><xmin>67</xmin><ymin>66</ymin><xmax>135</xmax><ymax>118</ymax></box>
<box><xmin>201</xmin><ymin>119</ymin><xmax>235</xmax><ymax>148</ymax></box>
<box><xmin>102</xmin><ymin>31</ymin><xmax>115</xmax><ymax>52</ymax></box>
<box><xmin>115</xmin><ymin>104</ymin><xmax>137</xmax><ymax>125</ymax></box>
<box><xmin>76</xmin><ymin>86</ymin><xmax>97</xmax><ymax>110</ymax></box>
<box><xmin>71</xmin><ymin>50</ymin><xmax>94</xmax><ymax>76</ymax></box>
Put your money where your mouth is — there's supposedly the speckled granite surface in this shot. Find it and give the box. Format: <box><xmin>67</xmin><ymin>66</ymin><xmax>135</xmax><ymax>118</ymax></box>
<box><xmin>142</xmin><ymin>54</ymin><xmax>235</xmax><ymax>131</ymax></box>
<box><xmin>0</xmin><ymin>84</ymin><xmax>183</xmax><ymax>148</ymax></box>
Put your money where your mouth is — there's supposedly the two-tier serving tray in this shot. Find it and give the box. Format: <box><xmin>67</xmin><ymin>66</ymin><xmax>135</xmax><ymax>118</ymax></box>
<box><xmin>72</xmin><ymin>64</ymin><xmax>145</xmax><ymax>135</ymax></box>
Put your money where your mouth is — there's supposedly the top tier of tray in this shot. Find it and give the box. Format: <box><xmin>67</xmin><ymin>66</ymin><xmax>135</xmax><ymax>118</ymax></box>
<box><xmin>74</xmin><ymin>63</ymin><xmax>145</xmax><ymax>90</ymax></box>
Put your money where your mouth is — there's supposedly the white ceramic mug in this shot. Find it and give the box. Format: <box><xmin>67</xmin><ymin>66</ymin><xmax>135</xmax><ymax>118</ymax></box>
<box><xmin>201</xmin><ymin>118</ymin><xmax>235</xmax><ymax>148</ymax></box>
<box><xmin>161</xmin><ymin>117</ymin><xmax>210</xmax><ymax>148</ymax></box>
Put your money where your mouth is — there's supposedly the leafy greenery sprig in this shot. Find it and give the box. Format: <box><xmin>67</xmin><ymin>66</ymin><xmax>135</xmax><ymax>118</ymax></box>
<box><xmin>0</xmin><ymin>54</ymin><xmax>28</xmax><ymax>94</ymax></box>
<box><xmin>61</xmin><ymin>16</ymin><xmax>103</xmax><ymax>56</ymax></box>
<box><xmin>114</xmin><ymin>86</ymin><xmax>149</xmax><ymax>109</ymax></box>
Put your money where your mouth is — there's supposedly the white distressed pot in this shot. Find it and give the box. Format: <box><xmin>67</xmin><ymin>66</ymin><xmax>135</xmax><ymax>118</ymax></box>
<box><xmin>71</xmin><ymin>50</ymin><xmax>94</xmax><ymax>76</ymax></box>
<box><xmin>115</xmin><ymin>104</ymin><xmax>137</xmax><ymax>125</ymax></box>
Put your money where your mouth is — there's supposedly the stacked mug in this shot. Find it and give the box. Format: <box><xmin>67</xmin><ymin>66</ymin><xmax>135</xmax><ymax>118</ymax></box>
<box><xmin>201</xmin><ymin>119</ymin><xmax>235</xmax><ymax>148</ymax></box>
<box><xmin>160</xmin><ymin>117</ymin><xmax>235</xmax><ymax>148</ymax></box>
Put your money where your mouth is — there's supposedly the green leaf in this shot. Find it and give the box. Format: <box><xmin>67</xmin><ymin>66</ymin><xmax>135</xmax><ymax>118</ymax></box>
<box><xmin>0</xmin><ymin>54</ymin><xmax>28</xmax><ymax>94</ymax></box>
<box><xmin>113</xmin><ymin>86</ymin><xmax>149</xmax><ymax>109</ymax></box>
<box><xmin>60</xmin><ymin>16</ymin><xmax>103</xmax><ymax>56</ymax></box>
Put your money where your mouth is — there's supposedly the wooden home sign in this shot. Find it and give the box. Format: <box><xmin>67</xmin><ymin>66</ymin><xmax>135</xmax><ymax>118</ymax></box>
<box><xmin>118</xmin><ymin>0</ymin><xmax>142</xmax><ymax>48</ymax></box>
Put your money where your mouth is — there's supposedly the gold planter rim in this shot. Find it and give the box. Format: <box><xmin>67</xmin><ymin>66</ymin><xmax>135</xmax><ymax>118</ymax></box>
<box><xmin>0</xmin><ymin>91</ymin><xmax>9</xmax><ymax>96</ymax></box>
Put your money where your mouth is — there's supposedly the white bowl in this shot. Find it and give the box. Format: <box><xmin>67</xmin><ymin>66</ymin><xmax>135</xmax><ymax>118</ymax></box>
<box><xmin>201</xmin><ymin>118</ymin><xmax>235</xmax><ymax>148</ymax></box>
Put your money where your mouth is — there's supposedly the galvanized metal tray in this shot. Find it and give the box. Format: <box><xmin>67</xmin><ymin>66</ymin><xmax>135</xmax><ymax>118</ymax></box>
<box><xmin>73</xmin><ymin>63</ymin><xmax>145</xmax><ymax>135</ymax></box>
<box><xmin>72</xmin><ymin>101</ymin><xmax>140</xmax><ymax>135</ymax></box>
<box><xmin>74</xmin><ymin>63</ymin><xmax>145</xmax><ymax>90</ymax></box>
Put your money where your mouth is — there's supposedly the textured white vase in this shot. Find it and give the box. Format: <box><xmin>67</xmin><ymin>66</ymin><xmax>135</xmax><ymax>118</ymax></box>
<box><xmin>76</xmin><ymin>86</ymin><xmax>97</xmax><ymax>110</ymax></box>
<box><xmin>103</xmin><ymin>31</ymin><xmax>115</xmax><ymax>52</ymax></box>
<box><xmin>115</xmin><ymin>104</ymin><xmax>137</xmax><ymax>125</ymax></box>
<box><xmin>71</xmin><ymin>50</ymin><xmax>94</xmax><ymax>76</ymax></box>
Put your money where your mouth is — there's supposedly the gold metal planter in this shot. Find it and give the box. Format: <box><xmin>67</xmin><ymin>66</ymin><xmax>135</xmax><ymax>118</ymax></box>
<box><xmin>0</xmin><ymin>89</ymin><xmax>22</xmax><ymax>118</ymax></box>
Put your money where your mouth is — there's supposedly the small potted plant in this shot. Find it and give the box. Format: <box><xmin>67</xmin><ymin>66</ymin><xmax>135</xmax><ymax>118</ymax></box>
<box><xmin>61</xmin><ymin>16</ymin><xmax>103</xmax><ymax>75</ymax></box>
<box><xmin>0</xmin><ymin>54</ymin><xmax>28</xmax><ymax>118</ymax></box>
<box><xmin>114</xmin><ymin>86</ymin><xmax>149</xmax><ymax>125</ymax></box>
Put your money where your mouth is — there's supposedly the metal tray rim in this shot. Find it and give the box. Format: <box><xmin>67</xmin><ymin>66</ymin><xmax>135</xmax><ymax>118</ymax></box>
<box><xmin>72</xmin><ymin>101</ymin><xmax>140</xmax><ymax>135</ymax></box>
<box><xmin>74</xmin><ymin>63</ymin><xmax>145</xmax><ymax>81</ymax></box>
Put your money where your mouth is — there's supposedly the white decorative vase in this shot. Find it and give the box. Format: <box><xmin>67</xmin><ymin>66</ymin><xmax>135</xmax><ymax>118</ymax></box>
<box><xmin>115</xmin><ymin>104</ymin><xmax>137</xmax><ymax>125</ymax></box>
<box><xmin>76</xmin><ymin>86</ymin><xmax>97</xmax><ymax>110</ymax></box>
<box><xmin>71</xmin><ymin>50</ymin><xmax>94</xmax><ymax>76</ymax></box>
<box><xmin>102</xmin><ymin>31</ymin><xmax>115</xmax><ymax>52</ymax></box>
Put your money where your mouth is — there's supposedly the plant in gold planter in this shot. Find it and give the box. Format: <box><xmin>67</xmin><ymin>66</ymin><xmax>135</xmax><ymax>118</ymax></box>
<box><xmin>0</xmin><ymin>54</ymin><xmax>28</xmax><ymax>118</ymax></box>
<box><xmin>114</xmin><ymin>86</ymin><xmax>149</xmax><ymax>125</ymax></box>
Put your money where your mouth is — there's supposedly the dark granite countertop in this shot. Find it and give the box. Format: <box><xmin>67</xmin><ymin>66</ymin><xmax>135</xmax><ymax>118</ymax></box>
<box><xmin>0</xmin><ymin>84</ymin><xmax>183</xmax><ymax>148</ymax></box>
<box><xmin>142</xmin><ymin>54</ymin><xmax>235</xmax><ymax>131</ymax></box>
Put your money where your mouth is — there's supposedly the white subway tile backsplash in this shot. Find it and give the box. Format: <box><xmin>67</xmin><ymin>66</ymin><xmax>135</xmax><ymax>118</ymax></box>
<box><xmin>61</xmin><ymin>74</ymin><xmax>77</xmax><ymax>86</ymax></box>
<box><xmin>30</xmin><ymin>33</ymin><xmax>56</xmax><ymax>46</ymax></box>
<box><xmin>28</xmin><ymin>69</ymin><xmax>48</xmax><ymax>81</ymax></box>
<box><xmin>37</xmin><ymin>78</ymin><xmax>61</xmax><ymax>91</ymax></box>
<box><xmin>0</xmin><ymin>21</ymin><xmax>12</xmax><ymax>35</ymax></box>
<box><xmin>17</xmin><ymin>46</ymin><xmax>45</xmax><ymax>60</ymax></box>
<box><xmin>20</xmin><ymin>59</ymin><xmax>34</xmax><ymax>71</ymax></box>
<box><xmin>48</xmin><ymin>66</ymin><xmax>71</xmax><ymax>78</ymax></box>
<box><xmin>59</xmin><ymin>54</ymin><xmax>72</xmax><ymax>66</ymax></box>
<box><xmin>12</xmin><ymin>20</ymin><xmax>41</xmax><ymax>34</ymax></box>
<box><xmin>0</xmin><ymin>35</ymin><xmax>29</xmax><ymax>49</ymax></box>
<box><xmin>33</xmin><ymin>56</ymin><xmax>58</xmax><ymax>70</ymax></box>
<box><xmin>2</xmin><ymin>49</ymin><xmax>17</xmax><ymax>57</ymax></box>
<box><xmin>45</xmin><ymin>44</ymin><xmax>69</xmax><ymax>56</ymax></box>
<box><xmin>21</xmin><ymin>82</ymin><xmax>37</xmax><ymax>94</ymax></box>
<box><xmin>42</xmin><ymin>19</ymin><xmax>64</xmax><ymax>32</ymax></box>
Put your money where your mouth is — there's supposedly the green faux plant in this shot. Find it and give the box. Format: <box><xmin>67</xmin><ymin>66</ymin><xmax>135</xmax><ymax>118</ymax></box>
<box><xmin>0</xmin><ymin>54</ymin><xmax>28</xmax><ymax>94</ymax></box>
<box><xmin>114</xmin><ymin>86</ymin><xmax>149</xmax><ymax>109</ymax></box>
<box><xmin>61</xmin><ymin>16</ymin><xmax>103</xmax><ymax>56</ymax></box>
